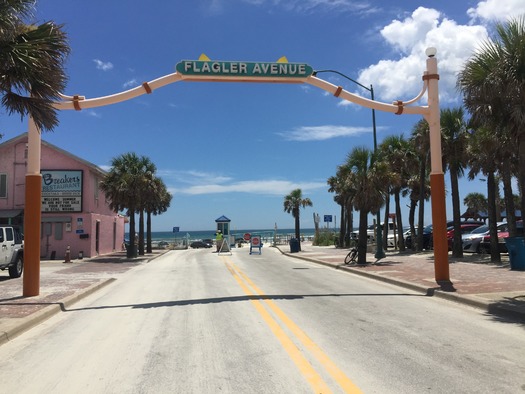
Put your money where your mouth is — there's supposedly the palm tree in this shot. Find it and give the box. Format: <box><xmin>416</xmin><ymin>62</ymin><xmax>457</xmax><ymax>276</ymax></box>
<box><xmin>328</xmin><ymin>165</ymin><xmax>355</xmax><ymax>248</ymax></box>
<box><xmin>457</xmin><ymin>16</ymin><xmax>525</xmax><ymax>235</ymax></box>
<box><xmin>410</xmin><ymin>119</ymin><xmax>431</xmax><ymax>251</ymax></box>
<box><xmin>283</xmin><ymin>189</ymin><xmax>313</xmax><ymax>251</ymax></box>
<box><xmin>0</xmin><ymin>0</ymin><xmax>70</xmax><ymax>131</ymax></box>
<box><xmin>136</xmin><ymin>156</ymin><xmax>156</xmax><ymax>256</ymax></box>
<box><xmin>463</xmin><ymin>192</ymin><xmax>488</xmax><ymax>220</ymax></box>
<box><xmin>466</xmin><ymin>127</ymin><xmax>501</xmax><ymax>263</ymax></box>
<box><xmin>144</xmin><ymin>177</ymin><xmax>172</xmax><ymax>253</ymax></box>
<box><xmin>100</xmin><ymin>153</ymin><xmax>153</xmax><ymax>258</ymax></box>
<box><xmin>344</xmin><ymin>146</ymin><xmax>391</xmax><ymax>264</ymax></box>
<box><xmin>378</xmin><ymin>135</ymin><xmax>409</xmax><ymax>251</ymax></box>
<box><xmin>441</xmin><ymin>107</ymin><xmax>469</xmax><ymax>257</ymax></box>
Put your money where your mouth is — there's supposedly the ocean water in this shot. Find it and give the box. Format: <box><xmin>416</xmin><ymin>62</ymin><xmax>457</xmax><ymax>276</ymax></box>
<box><xmin>129</xmin><ymin>228</ymin><xmax>316</xmax><ymax>243</ymax></box>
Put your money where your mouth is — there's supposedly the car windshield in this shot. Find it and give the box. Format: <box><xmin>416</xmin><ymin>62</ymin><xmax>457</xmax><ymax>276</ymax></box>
<box><xmin>470</xmin><ymin>225</ymin><xmax>488</xmax><ymax>234</ymax></box>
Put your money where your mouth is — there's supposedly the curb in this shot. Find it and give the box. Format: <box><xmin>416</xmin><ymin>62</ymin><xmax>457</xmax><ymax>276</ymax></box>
<box><xmin>278</xmin><ymin>247</ymin><xmax>524</xmax><ymax>322</ymax></box>
<box><xmin>0</xmin><ymin>278</ymin><xmax>115</xmax><ymax>346</ymax></box>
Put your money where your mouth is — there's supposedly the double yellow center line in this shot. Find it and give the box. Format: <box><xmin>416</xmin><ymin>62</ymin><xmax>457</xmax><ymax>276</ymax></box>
<box><xmin>222</xmin><ymin>256</ymin><xmax>362</xmax><ymax>394</ymax></box>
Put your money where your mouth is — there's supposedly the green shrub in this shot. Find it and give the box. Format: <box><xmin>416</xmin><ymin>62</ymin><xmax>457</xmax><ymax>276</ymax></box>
<box><xmin>313</xmin><ymin>230</ymin><xmax>337</xmax><ymax>246</ymax></box>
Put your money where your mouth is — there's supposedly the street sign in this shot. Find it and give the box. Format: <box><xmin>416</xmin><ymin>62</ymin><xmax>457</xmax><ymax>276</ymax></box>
<box><xmin>173</xmin><ymin>227</ymin><xmax>179</xmax><ymax>233</ymax></box>
<box><xmin>250</xmin><ymin>235</ymin><xmax>262</xmax><ymax>255</ymax></box>
<box><xmin>176</xmin><ymin>60</ymin><xmax>313</xmax><ymax>79</ymax></box>
<box><xmin>324</xmin><ymin>215</ymin><xmax>332</xmax><ymax>223</ymax></box>
<box><xmin>243</xmin><ymin>233</ymin><xmax>251</xmax><ymax>241</ymax></box>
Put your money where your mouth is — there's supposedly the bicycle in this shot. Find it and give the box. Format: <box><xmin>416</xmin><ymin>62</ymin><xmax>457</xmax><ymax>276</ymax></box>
<box><xmin>344</xmin><ymin>247</ymin><xmax>358</xmax><ymax>264</ymax></box>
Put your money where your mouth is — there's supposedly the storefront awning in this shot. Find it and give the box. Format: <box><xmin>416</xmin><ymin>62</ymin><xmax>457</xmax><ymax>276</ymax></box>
<box><xmin>0</xmin><ymin>209</ymin><xmax>23</xmax><ymax>219</ymax></box>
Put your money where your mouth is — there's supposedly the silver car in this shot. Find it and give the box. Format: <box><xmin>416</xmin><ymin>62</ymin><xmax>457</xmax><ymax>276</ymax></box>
<box><xmin>462</xmin><ymin>222</ymin><xmax>507</xmax><ymax>253</ymax></box>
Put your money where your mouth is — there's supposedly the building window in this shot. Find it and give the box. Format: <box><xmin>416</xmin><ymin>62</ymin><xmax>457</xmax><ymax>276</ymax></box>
<box><xmin>0</xmin><ymin>173</ymin><xmax>7</xmax><ymax>198</ymax></box>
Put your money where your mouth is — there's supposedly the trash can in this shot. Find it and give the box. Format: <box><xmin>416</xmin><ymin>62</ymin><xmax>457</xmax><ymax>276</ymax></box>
<box><xmin>505</xmin><ymin>237</ymin><xmax>525</xmax><ymax>271</ymax></box>
<box><xmin>289</xmin><ymin>238</ymin><xmax>300</xmax><ymax>253</ymax></box>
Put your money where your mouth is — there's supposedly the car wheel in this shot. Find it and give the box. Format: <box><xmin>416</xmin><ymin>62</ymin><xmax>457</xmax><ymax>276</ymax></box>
<box><xmin>9</xmin><ymin>255</ymin><xmax>23</xmax><ymax>278</ymax></box>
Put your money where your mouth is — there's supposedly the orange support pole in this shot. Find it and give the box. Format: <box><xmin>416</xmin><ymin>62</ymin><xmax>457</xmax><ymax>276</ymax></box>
<box><xmin>23</xmin><ymin>174</ymin><xmax>42</xmax><ymax>296</ymax></box>
<box><xmin>430</xmin><ymin>173</ymin><xmax>450</xmax><ymax>283</ymax></box>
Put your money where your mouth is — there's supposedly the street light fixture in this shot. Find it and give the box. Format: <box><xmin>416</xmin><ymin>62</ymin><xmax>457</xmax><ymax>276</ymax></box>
<box><xmin>313</xmin><ymin>69</ymin><xmax>385</xmax><ymax>259</ymax></box>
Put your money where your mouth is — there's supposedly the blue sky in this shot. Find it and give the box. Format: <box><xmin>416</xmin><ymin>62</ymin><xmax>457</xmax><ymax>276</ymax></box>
<box><xmin>2</xmin><ymin>0</ymin><xmax>524</xmax><ymax>232</ymax></box>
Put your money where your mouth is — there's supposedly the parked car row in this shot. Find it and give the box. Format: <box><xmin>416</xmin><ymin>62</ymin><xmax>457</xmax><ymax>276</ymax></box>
<box><xmin>479</xmin><ymin>221</ymin><xmax>523</xmax><ymax>253</ymax></box>
<box><xmin>462</xmin><ymin>222</ymin><xmax>507</xmax><ymax>253</ymax></box>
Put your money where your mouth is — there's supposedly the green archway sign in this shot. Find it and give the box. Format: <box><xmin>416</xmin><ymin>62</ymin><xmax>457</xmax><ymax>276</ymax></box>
<box><xmin>176</xmin><ymin>59</ymin><xmax>313</xmax><ymax>80</ymax></box>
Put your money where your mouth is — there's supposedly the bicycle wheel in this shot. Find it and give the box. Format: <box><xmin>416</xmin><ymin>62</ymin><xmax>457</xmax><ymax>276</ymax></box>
<box><xmin>344</xmin><ymin>249</ymin><xmax>357</xmax><ymax>264</ymax></box>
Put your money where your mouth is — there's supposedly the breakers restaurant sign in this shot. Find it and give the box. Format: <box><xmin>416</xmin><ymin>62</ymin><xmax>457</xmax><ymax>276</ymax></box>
<box><xmin>41</xmin><ymin>170</ymin><xmax>83</xmax><ymax>213</ymax></box>
<box><xmin>175</xmin><ymin>58</ymin><xmax>314</xmax><ymax>80</ymax></box>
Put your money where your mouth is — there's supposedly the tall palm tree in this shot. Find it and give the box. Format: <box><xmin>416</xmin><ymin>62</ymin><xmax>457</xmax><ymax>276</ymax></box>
<box><xmin>100</xmin><ymin>153</ymin><xmax>153</xmax><ymax>258</ymax></box>
<box><xmin>0</xmin><ymin>0</ymin><xmax>70</xmax><ymax>131</ymax></box>
<box><xmin>136</xmin><ymin>156</ymin><xmax>156</xmax><ymax>256</ymax></box>
<box><xmin>328</xmin><ymin>165</ymin><xmax>355</xmax><ymax>248</ymax></box>
<box><xmin>466</xmin><ymin>127</ymin><xmax>502</xmax><ymax>263</ymax></box>
<box><xmin>457</xmin><ymin>15</ymin><xmax>525</xmax><ymax>235</ymax></box>
<box><xmin>344</xmin><ymin>146</ymin><xmax>391</xmax><ymax>264</ymax></box>
<box><xmin>378</xmin><ymin>135</ymin><xmax>409</xmax><ymax>251</ymax></box>
<box><xmin>283</xmin><ymin>189</ymin><xmax>313</xmax><ymax>251</ymax></box>
<box><xmin>410</xmin><ymin>119</ymin><xmax>431</xmax><ymax>251</ymax></box>
<box><xmin>441</xmin><ymin>107</ymin><xmax>469</xmax><ymax>257</ymax></box>
<box><xmin>144</xmin><ymin>177</ymin><xmax>172</xmax><ymax>253</ymax></box>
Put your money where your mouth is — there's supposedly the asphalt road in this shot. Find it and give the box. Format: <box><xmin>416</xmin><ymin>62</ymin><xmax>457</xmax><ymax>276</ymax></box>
<box><xmin>0</xmin><ymin>247</ymin><xmax>524</xmax><ymax>393</ymax></box>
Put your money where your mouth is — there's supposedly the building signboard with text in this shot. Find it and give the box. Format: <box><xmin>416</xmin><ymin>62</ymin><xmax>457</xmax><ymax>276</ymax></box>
<box><xmin>41</xmin><ymin>170</ymin><xmax>83</xmax><ymax>213</ymax></box>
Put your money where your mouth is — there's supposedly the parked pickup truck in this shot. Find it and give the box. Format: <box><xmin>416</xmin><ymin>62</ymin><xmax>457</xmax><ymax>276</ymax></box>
<box><xmin>0</xmin><ymin>225</ymin><xmax>24</xmax><ymax>278</ymax></box>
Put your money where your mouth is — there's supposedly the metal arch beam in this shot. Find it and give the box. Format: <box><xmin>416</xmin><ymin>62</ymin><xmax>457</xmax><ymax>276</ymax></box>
<box><xmin>24</xmin><ymin>56</ymin><xmax>448</xmax><ymax>297</ymax></box>
<box><xmin>305</xmin><ymin>75</ymin><xmax>430</xmax><ymax>117</ymax></box>
<box><xmin>53</xmin><ymin>72</ymin><xmax>183</xmax><ymax>110</ymax></box>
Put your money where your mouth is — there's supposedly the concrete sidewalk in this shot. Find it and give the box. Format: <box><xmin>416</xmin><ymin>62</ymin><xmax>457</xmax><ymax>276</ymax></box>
<box><xmin>278</xmin><ymin>242</ymin><xmax>525</xmax><ymax>322</ymax></box>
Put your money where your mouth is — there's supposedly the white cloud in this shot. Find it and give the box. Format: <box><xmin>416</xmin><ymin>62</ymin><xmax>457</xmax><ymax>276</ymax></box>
<box><xmin>123</xmin><ymin>79</ymin><xmax>138</xmax><ymax>89</ymax></box>
<box><xmin>468</xmin><ymin>0</ymin><xmax>525</xmax><ymax>22</ymax></box>
<box><xmin>85</xmin><ymin>110</ymin><xmax>101</xmax><ymax>118</ymax></box>
<box><xmin>177</xmin><ymin>179</ymin><xmax>326</xmax><ymax>195</ymax></box>
<box><xmin>277</xmin><ymin>125</ymin><xmax>371</xmax><ymax>141</ymax></box>
<box><xmin>93</xmin><ymin>59</ymin><xmax>114</xmax><ymax>71</ymax></box>
<box><xmin>357</xmin><ymin>6</ymin><xmax>488</xmax><ymax>104</ymax></box>
<box><xmin>158</xmin><ymin>169</ymin><xmax>325</xmax><ymax>195</ymax></box>
<box><xmin>158</xmin><ymin>169</ymin><xmax>232</xmax><ymax>186</ymax></box>
<box><xmin>239</xmin><ymin>0</ymin><xmax>378</xmax><ymax>14</ymax></box>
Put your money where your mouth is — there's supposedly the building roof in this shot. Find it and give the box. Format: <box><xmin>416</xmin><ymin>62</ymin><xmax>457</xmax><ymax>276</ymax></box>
<box><xmin>0</xmin><ymin>133</ymin><xmax>107</xmax><ymax>177</ymax></box>
<box><xmin>215</xmin><ymin>215</ymin><xmax>231</xmax><ymax>222</ymax></box>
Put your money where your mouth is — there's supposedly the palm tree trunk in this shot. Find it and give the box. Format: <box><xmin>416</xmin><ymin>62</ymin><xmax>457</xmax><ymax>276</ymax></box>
<box><xmin>346</xmin><ymin>202</ymin><xmax>352</xmax><ymax>247</ymax></box>
<box><xmin>518</xmin><ymin>136</ymin><xmax>525</xmax><ymax>227</ymax></box>
<box><xmin>357</xmin><ymin>209</ymin><xmax>368</xmax><ymax>264</ymax></box>
<box><xmin>338</xmin><ymin>204</ymin><xmax>345</xmax><ymax>248</ymax></box>
<box><xmin>294</xmin><ymin>210</ymin><xmax>301</xmax><ymax>251</ymax></box>
<box><xmin>128</xmin><ymin>209</ymin><xmax>137</xmax><ymax>258</ymax></box>
<box><xmin>409</xmin><ymin>199</ymin><xmax>417</xmax><ymax>248</ymax></box>
<box><xmin>382</xmin><ymin>193</ymin><xmax>390</xmax><ymax>250</ymax></box>
<box><xmin>501</xmin><ymin>158</ymin><xmax>517</xmax><ymax>235</ymax></box>
<box><xmin>394</xmin><ymin>190</ymin><xmax>405</xmax><ymax>251</ymax></box>
<box><xmin>146</xmin><ymin>210</ymin><xmax>152</xmax><ymax>253</ymax></box>
<box><xmin>138</xmin><ymin>210</ymin><xmax>145</xmax><ymax>256</ymax></box>
<box><xmin>417</xmin><ymin>160</ymin><xmax>426</xmax><ymax>252</ymax></box>
<box><xmin>487</xmin><ymin>172</ymin><xmax>501</xmax><ymax>263</ymax></box>
<box><xmin>450</xmin><ymin>169</ymin><xmax>463</xmax><ymax>258</ymax></box>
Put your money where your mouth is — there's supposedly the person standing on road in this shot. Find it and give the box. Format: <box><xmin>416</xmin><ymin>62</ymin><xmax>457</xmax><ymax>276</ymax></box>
<box><xmin>215</xmin><ymin>230</ymin><xmax>223</xmax><ymax>252</ymax></box>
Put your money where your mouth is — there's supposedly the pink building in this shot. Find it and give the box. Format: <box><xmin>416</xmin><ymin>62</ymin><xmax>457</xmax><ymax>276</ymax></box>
<box><xmin>0</xmin><ymin>133</ymin><xmax>126</xmax><ymax>259</ymax></box>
